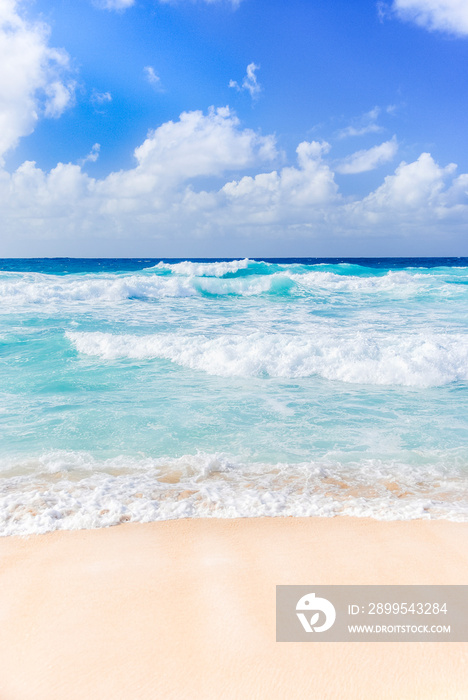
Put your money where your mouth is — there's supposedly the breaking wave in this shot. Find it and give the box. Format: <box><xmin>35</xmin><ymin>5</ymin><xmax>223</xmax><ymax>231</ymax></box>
<box><xmin>66</xmin><ymin>329</ymin><xmax>468</xmax><ymax>387</ymax></box>
<box><xmin>0</xmin><ymin>264</ymin><xmax>465</xmax><ymax>308</ymax></box>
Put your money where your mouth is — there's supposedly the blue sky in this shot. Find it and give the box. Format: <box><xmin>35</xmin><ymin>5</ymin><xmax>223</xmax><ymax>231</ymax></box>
<box><xmin>1</xmin><ymin>0</ymin><xmax>468</xmax><ymax>257</ymax></box>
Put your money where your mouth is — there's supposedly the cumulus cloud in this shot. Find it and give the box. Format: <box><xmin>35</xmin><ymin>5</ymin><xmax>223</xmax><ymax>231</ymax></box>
<box><xmin>392</xmin><ymin>0</ymin><xmax>468</xmax><ymax>36</ymax></box>
<box><xmin>0</xmin><ymin>105</ymin><xmax>466</xmax><ymax>255</ymax></box>
<box><xmin>144</xmin><ymin>66</ymin><xmax>163</xmax><ymax>90</ymax></box>
<box><xmin>0</xmin><ymin>106</ymin><xmax>276</xmax><ymax>230</ymax></box>
<box><xmin>336</xmin><ymin>151</ymin><xmax>468</xmax><ymax>248</ymax></box>
<box><xmin>356</xmin><ymin>152</ymin><xmax>457</xmax><ymax>214</ymax></box>
<box><xmin>126</xmin><ymin>106</ymin><xmax>275</xmax><ymax>183</ymax></box>
<box><xmin>229</xmin><ymin>63</ymin><xmax>261</xmax><ymax>99</ymax></box>
<box><xmin>220</xmin><ymin>141</ymin><xmax>339</xmax><ymax>226</ymax></box>
<box><xmin>336</xmin><ymin>136</ymin><xmax>398</xmax><ymax>174</ymax></box>
<box><xmin>0</xmin><ymin>0</ymin><xmax>75</xmax><ymax>162</ymax></box>
<box><xmin>88</xmin><ymin>107</ymin><xmax>276</xmax><ymax>222</ymax></box>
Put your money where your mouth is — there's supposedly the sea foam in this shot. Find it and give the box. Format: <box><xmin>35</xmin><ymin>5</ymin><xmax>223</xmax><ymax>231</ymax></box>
<box><xmin>1</xmin><ymin>449</ymin><xmax>467</xmax><ymax>536</ymax></box>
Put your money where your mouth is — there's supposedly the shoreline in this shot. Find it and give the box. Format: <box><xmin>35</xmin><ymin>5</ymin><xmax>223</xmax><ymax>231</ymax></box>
<box><xmin>0</xmin><ymin>516</ymin><xmax>467</xmax><ymax>698</ymax></box>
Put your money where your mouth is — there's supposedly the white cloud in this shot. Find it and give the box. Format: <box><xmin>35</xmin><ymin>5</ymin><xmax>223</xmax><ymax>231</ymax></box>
<box><xmin>44</xmin><ymin>80</ymin><xmax>75</xmax><ymax>118</ymax></box>
<box><xmin>0</xmin><ymin>0</ymin><xmax>75</xmax><ymax>162</ymax></box>
<box><xmin>94</xmin><ymin>0</ymin><xmax>135</xmax><ymax>10</ymax></box>
<box><xmin>0</xmin><ymin>106</ymin><xmax>275</xmax><ymax>228</ymax></box>
<box><xmin>91</xmin><ymin>90</ymin><xmax>112</xmax><ymax>104</ymax></box>
<box><xmin>132</xmin><ymin>106</ymin><xmax>275</xmax><ymax>180</ymax></box>
<box><xmin>221</xmin><ymin>141</ymin><xmax>339</xmax><ymax>225</ymax></box>
<box><xmin>79</xmin><ymin>143</ymin><xmax>101</xmax><ymax>166</ymax></box>
<box><xmin>160</xmin><ymin>0</ymin><xmax>242</xmax><ymax>6</ymax></box>
<box><xmin>337</xmin><ymin>107</ymin><xmax>384</xmax><ymax>139</ymax></box>
<box><xmin>340</xmin><ymin>152</ymin><xmax>466</xmax><ymax>243</ymax></box>
<box><xmin>91</xmin><ymin>90</ymin><xmax>112</xmax><ymax>114</ymax></box>
<box><xmin>92</xmin><ymin>107</ymin><xmax>277</xmax><ymax>216</ymax></box>
<box><xmin>338</xmin><ymin>123</ymin><xmax>383</xmax><ymax>138</ymax></box>
<box><xmin>356</xmin><ymin>152</ymin><xmax>457</xmax><ymax>213</ymax></box>
<box><xmin>98</xmin><ymin>0</ymin><xmax>241</xmax><ymax>11</ymax></box>
<box><xmin>229</xmin><ymin>63</ymin><xmax>261</xmax><ymax>99</ymax></box>
<box><xmin>336</xmin><ymin>136</ymin><xmax>398</xmax><ymax>174</ymax></box>
<box><xmin>0</xmin><ymin>105</ymin><xmax>466</xmax><ymax>255</ymax></box>
<box><xmin>392</xmin><ymin>0</ymin><xmax>468</xmax><ymax>36</ymax></box>
<box><xmin>144</xmin><ymin>66</ymin><xmax>163</xmax><ymax>90</ymax></box>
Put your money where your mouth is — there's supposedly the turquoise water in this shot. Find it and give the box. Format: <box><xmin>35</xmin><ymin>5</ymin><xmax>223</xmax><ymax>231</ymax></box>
<box><xmin>1</xmin><ymin>257</ymin><xmax>467</xmax><ymax>534</ymax></box>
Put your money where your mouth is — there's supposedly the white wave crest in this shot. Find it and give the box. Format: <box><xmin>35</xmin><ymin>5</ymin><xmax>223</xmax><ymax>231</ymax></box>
<box><xmin>146</xmin><ymin>258</ymin><xmax>252</xmax><ymax>276</ymax></box>
<box><xmin>0</xmin><ymin>267</ymin><xmax>464</xmax><ymax>309</ymax></box>
<box><xmin>66</xmin><ymin>329</ymin><xmax>468</xmax><ymax>386</ymax></box>
<box><xmin>290</xmin><ymin>269</ymin><xmax>433</xmax><ymax>293</ymax></box>
<box><xmin>0</xmin><ymin>269</ymin><xmax>289</xmax><ymax>305</ymax></box>
<box><xmin>0</xmin><ymin>273</ymin><xmax>198</xmax><ymax>305</ymax></box>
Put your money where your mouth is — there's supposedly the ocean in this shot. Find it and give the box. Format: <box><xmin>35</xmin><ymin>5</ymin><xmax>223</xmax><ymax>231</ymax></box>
<box><xmin>1</xmin><ymin>257</ymin><xmax>467</xmax><ymax>535</ymax></box>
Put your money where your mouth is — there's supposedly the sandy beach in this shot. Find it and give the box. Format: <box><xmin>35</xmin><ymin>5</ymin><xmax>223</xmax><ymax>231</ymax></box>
<box><xmin>0</xmin><ymin>516</ymin><xmax>467</xmax><ymax>699</ymax></box>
